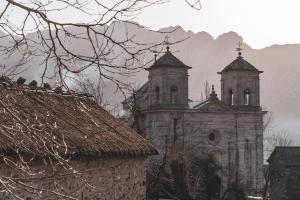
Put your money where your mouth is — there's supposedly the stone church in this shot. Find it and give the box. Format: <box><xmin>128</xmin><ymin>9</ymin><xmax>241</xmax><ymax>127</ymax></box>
<box><xmin>123</xmin><ymin>45</ymin><xmax>266</xmax><ymax>196</ymax></box>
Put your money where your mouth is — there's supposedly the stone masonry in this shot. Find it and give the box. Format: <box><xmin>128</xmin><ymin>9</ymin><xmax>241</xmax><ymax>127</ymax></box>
<box><xmin>0</xmin><ymin>157</ymin><xmax>147</xmax><ymax>200</ymax></box>
<box><xmin>268</xmin><ymin>147</ymin><xmax>300</xmax><ymax>200</ymax></box>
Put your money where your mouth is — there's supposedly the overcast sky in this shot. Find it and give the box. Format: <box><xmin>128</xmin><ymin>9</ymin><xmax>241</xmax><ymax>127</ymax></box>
<box><xmin>136</xmin><ymin>0</ymin><xmax>300</xmax><ymax>49</ymax></box>
<box><xmin>2</xmin><ymin>0</ymin><xmax>300</xmax><ymax>49</ymax></box>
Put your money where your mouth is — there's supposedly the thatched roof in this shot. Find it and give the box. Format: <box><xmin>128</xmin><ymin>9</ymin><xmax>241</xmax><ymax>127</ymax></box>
<box><xmin>0</xmin><ymin>78</ymin><xmax>157</xmax><ymax>158</ymax></box>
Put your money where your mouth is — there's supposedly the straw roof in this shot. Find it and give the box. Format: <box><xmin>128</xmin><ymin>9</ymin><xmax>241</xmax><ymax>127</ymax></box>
<box><xmin>0</xmin><ymin>79</ymin><xmax>157</xmax><ymax>158</ymax></box>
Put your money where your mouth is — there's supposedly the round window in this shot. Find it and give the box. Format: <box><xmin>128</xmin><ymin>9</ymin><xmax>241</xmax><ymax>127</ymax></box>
<box><xmin>207</xmin><ymin>130</ymin><xmax>221</xmax><ymax>145</ymax></box>
<box><xmin>209</xmin><ymin>133</ymin><xmax>216</xmax><ymax>141</ymax></box>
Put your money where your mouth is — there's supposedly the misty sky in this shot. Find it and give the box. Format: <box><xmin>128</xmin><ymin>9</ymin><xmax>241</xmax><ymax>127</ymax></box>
<box><xmin>2</xmin><ymin>0</ymin><xmax>300</xmax><ymax>49</ymax></box>
<box><xmin>137</xmin><ymin>0</ymin><xmax>300</xmax><ymax>49</ymax></box>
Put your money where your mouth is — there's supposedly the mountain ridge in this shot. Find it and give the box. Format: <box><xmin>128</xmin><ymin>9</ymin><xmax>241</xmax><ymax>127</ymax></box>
<box><xmin>0</xmin><ymin>22</ymin><xmax>299</xmax><ymax>143</ymax></box>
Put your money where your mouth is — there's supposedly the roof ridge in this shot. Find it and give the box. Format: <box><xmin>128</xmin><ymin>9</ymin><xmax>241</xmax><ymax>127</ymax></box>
<box><xmin>0</xmin><ymin>75</ymin><xmax>94</xmax><ymax>100</ymax></box>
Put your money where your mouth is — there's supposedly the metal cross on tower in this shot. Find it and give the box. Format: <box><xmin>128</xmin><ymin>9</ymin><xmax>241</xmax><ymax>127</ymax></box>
<box><xmin>164</xmin><ymin>35</ymin><xmax>170</xmax><ymax>45</ymax></box>
<box><xmin>236</xmin><ymin>41</ymin><xmax>243</xmax><ymax>57</ymax></box>
<box><xmin>165</xmin><ymin>35</ymin><xmax>170</xmax><ymax>52</ymax></box>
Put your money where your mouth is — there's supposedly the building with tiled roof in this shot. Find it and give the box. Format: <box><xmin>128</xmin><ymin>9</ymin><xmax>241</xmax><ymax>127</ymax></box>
<box><xmin>268</xmin><ymin>147</ymin><xmax>300</xmax><ymax>200</ymax></box>
<box><xmin>268</xmin><ymin>147</ymin><xmax>300</xmax><ymax>167</ymax></box>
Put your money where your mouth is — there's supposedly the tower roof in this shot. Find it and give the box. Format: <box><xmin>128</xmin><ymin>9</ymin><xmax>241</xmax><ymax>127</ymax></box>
<box><xmin>147</xmin><ymin>46</ymin><xmax>191</xmax><ymax>69</ymax></box>
<box><xmin>219</xmin><ymin>53</ymin><xmax>263</xmax><ymax>74</ymax></box>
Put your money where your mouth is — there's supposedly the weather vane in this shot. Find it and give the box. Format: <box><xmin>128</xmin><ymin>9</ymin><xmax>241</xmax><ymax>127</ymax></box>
<box><xmin>236</xmin><ymin>41</ymin><xmax>243</xmax><ymax>57</ymax></box>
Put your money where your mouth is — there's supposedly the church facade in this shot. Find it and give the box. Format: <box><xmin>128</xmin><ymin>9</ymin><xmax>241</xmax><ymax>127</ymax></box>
<box><xmin>124</xmin><ymin>46</ymin><xmax>266</xmax><ymax>195</ymax></box>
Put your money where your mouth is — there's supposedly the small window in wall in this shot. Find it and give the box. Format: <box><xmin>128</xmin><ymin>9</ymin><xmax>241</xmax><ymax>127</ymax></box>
<box><xmin>244</xmin><ymin>89</ymin><xmax>251</xmax><ymax>105</ymax></box>
<box><xmin>229</xmin><ymin>89</ymin><xmax>234</xmax><ymax>105</ymax></box>
<box><xmin>170</xmin><ymin>85</ymin><xmax>178</xmax><ymax>103</ymax></box>
<box><xmin>155</xmin><ymin>86</ymin><xmax>160</xmax><ymax>103</ymax></box>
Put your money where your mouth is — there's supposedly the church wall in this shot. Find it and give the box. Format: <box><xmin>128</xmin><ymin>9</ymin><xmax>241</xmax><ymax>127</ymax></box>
<box><xmin>145</xmin><ymin>110</ymin><xmax>264</xmax><ymax>195</ymax></box>
<box><xmin>0</xmin><ymin>156</ymin><xmax>148</xmax><ymax>200</ymax></box>
<box><xmin>233</xmin><ymin>112</ymin><xmax>264</xmax><ymax>193</ymax></box>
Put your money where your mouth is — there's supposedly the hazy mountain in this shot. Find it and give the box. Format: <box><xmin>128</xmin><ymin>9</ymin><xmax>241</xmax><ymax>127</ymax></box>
<box><xmin>0</xmin><ymin>22</ymin><xmax>299</xmax><ymax>143</ymax></box>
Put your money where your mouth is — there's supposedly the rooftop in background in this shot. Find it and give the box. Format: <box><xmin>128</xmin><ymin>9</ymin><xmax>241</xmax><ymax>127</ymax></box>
<box><xmin>0</xmin><ymin>76</ymin><xmax>157</xmax><ymax>158</ymax></box>
<box><xmin>122</xmin><ymin>82</ymin><xmax>149</xmax><ymax>105</ymax></box>
<box><xmin>147</xmin><ymin>46</ymin><xmax>191</xmax><ymax>69</ymax></box>
<box><xmin>268</xmin><ymin>146</ymin><xmax>300</xmax><ymax>166</ymax></box>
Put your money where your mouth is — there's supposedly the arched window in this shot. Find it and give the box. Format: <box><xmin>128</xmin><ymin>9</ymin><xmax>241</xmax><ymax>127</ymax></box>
<box><xmin>244</xmin><ymin>89</ymin><xmax>251</xmax><ymax>105</ymax></box>
<box><xmin>170</xmin><ymin>85</ymin><xmax>178</xmax><ymax>103</ymax></box>
<box><xmin>229</xmin><ymin>89</ymin><xmax>234</xmax><ymax>105</ymax></box>
<box><xmin>155</xmin><ymin>86</ymin><xmax>160</xmax><ymax>103</ymax></box>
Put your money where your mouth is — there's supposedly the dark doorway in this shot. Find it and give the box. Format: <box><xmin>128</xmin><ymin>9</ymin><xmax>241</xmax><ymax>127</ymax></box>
<box><xmin>206</xmin><ymin>175</ymin><xmax>221</xmax><ymax>200</ymax></box>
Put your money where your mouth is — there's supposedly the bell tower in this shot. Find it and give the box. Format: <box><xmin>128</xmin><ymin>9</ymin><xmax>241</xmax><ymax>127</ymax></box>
<box><xmin>146</xmin><ymin>45</ymin><xmax>191</xmax><ymax>109</ymax></box>
<box><xmin>218</xmin><ymin>44</ymin><xmax>263</xmax><ymax>110</ymax></box>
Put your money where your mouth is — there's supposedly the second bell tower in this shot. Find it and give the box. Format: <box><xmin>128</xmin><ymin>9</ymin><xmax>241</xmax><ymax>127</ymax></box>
<box><xmin>218</xmin><ymin>50</ymin><xmax>263</xmax><ymax>110</ymax></box>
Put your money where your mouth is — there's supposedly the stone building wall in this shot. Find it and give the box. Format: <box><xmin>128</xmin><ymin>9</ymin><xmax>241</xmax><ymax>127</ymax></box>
<box><xmin>0</xmin><ymin>156</ymin><xmax>147</xmax><ymax>200</ymax></box>
<box><xmin>145</xmin><ymin>109</ymin><xmax>264</xmax><ymax>195</ymax></box>
<box><xmin>270</xmin><ymin>163</ymin><xmax>300</xmax><ymax>200</ymax></box>
<box><xmin>269</xmin><ymin>158</ymin><xmax>287</xmax><ymax>200</ymax></box>
<box><xmin>285</xmin><ymin>167</ymin><xmax>300</xmax><ymax>200</ymax></box>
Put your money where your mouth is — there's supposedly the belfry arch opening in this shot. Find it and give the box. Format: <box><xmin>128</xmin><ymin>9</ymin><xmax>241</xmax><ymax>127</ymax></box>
<box><xmin>229</xmin><ymin>89</ymin><xmax>234</xmax><ymax>105</ymax></box>
<box><xmin>244</xmin><ymin>89</ymin><xmax>251</xmax><ymax>105</ymax></box>
<box><xmin>170</xmin><ymin>85</ymin><xmax>178</xmax><ymax>103</ymax></box>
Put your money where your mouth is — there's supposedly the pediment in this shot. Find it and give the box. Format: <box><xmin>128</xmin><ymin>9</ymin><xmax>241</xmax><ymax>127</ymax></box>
<box><xmin>193</xmin><ymin>99</ymin><xmax>233</xmax><ymax>112</ymax></box>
